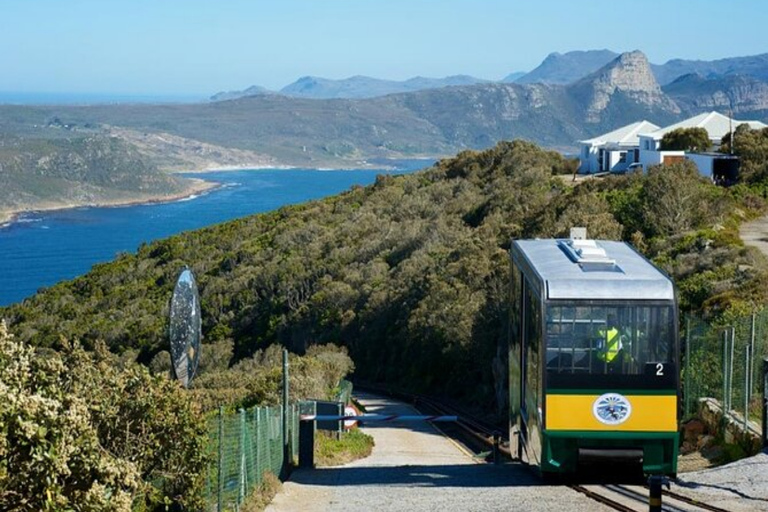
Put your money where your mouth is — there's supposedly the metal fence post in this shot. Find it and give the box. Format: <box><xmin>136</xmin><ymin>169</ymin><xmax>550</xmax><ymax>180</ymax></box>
<box><xmin>723</xmin><ymin>330</ymin><xmax>729</xmax><ymax>413</ymax></box>
<box><xmin>751</xmin><ymin>314</ymin><xmax>756</xmax><ymax>405</ymax></box>
<box><xmin>745</xmin><ymin>346</ymin><xmax>751</xmax><ymax>432</ymax></box>
<box><xmin>239</xmin><ymin>408</ymin><xmax>246</xmax><ymax>506</ymax></box>
<box><xmin>253</xmin><ymin>407</ymin><xmax>264</xmax><ymax>484</ymax></box>
<box><xmin>283</xmin><ymin>348</ymin><xmax>290</xmax><ymax>470</ymax></box>
<box><xmin>217</xmin><ymin>406</ymin><xmax>223</xmax><ymax>512</ymax></box>
<box><xmin>763</xmin><ymin>358</ymin><xmax>768</xmax><ymax>448</ymax></box>
<box><xmin>685</xmin><ymin>316</ymin><xmax>691</xmax><ymax>417</ymax></box>
<box><xmin>264</xmin><ymin>408</ymin><xmax>272</xmax><ymax>473</ymax></box>
<box><xmin>730</xmin><ymin>327</ymin><xmax>736</xmax><ymax>414</ymax></box>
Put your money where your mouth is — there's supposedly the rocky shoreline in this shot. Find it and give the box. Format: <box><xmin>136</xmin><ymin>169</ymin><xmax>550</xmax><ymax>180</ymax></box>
<box><xmin>0</xmin><ymin>176</ymin><xmax>218</xmax><ymax>228</ymax></box>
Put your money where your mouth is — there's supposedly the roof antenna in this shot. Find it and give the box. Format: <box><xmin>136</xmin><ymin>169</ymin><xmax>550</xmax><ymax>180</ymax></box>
<box><xmin>570</xmin><ymin>227</ymin><xmax>587</xmax><ymax>240</ymax></box>
<box><xmin>729</xmin><ymin>103</ymin><xmax>734</xmax><ymax>155</ymax></box>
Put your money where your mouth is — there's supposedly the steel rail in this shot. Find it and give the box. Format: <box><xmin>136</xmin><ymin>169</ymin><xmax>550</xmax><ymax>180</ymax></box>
<box><xmin>661</xmin><ymin>488</ymin><xmax>734</xmax><ymax>512</ymax></box>
<box><xmin>374</xmin><ymin>386</ymin><xmax>732</xmax><ymax>512</ymax></box>
<box><xmin>569</xmin><ymin>485</ymin><xmax>639</xmax><ymax>512</ymax></box>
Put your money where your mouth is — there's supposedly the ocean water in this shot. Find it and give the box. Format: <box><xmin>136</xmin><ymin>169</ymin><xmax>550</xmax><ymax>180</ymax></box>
<box><xmin>0</xmin><ymin>163</ymin><xmax>430</xmax><ymax>307</ymax></box>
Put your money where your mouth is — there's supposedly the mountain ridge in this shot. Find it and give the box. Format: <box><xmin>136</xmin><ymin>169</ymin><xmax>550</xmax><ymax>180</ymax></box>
<box><xmin>515</xmin><ymin>49</ymin><xmax>619</xmax><ymax>85</ymax></box>
<box><xmin>208</xmin><ymin>51</ymin><xmax>768</xmax><ymax>102</ymax></box>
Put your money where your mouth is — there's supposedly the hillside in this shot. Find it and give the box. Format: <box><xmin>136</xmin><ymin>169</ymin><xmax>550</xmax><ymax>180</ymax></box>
<box><xmin>652</xmin><ymin>53</ymin><xmax>768</xmax><ymax>85</ymax></box>
<box><xmin>0</xmin><ymin>51</ymin><xmax>697</xmax><ymax>167</ymax></box>
<box><xmin>0</xmin><ymin>132</ymin><xmax>208</xmax><ymax>223</ymax></box>
<box><xmin>2</xmin><ymin>49</ymin><xmax>768</xmax><ymax>220</ymax></box>
<box><xmin>210</xmin><ymin>74</ymin><xmax>491</xmax><ymax>101</ymax></box>
<box><xmin>279</xmin><ymin>74</ymin><xmax>490</xmax><ymax>99</ymax></box>
<box><xmin>663</xmin><ymin>73</ymin><xmax>768</xmax><ymax>119</ymax></box>
<box><xmin>3</xmin><ymin>139</ymin><xmax>765</xmax><ymax>408</ymax></box>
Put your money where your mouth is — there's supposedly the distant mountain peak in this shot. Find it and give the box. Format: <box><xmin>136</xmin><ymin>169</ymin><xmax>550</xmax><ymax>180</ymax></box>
<box><xmin>210</xmin><ymin>85</ymin><xmax>274</xmax><ymax>102</ymax></box>
<box><xmin>516</xmin><ymin>49</ymin><xmax>619</xmax><ymax>85</ymax></box>
<box><xmin>278</xmin><ymin>74</ymin><xmax>488</xmax><ymax>99</ymax></box>
<box><xmin>573</xmin><ymin>50</ymin><xmax>680</xmax><ymax>122</ymax></box>
<box><xmin>592</xmin><ymin>50</ymin><xmax>661</xmax><ymax>93</ymax></box>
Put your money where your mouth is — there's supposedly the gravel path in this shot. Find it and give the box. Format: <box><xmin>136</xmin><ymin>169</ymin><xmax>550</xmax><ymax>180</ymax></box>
<box><xmin>739</xmin><ymin>215</ymin><xmax>768</xmax><ymax>258</ymax></box>
<box><xmin>267</xmin><ymin>393</ymin><xmax>609</xmax><ymax>512</ymax></box>
<box><xmin>674</xmin><ymin>451</ymin><xmax>768</xmax><ymax>511</ymax></box>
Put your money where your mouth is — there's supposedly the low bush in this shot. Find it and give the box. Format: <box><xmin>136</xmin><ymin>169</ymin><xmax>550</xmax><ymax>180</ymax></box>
<box><xmin>0</xmin><ymin>321</ymin><xmax>208</xmax><ymax>511</ymax></box>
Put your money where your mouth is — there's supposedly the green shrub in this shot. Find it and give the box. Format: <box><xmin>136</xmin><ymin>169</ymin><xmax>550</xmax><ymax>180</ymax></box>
<box><xmin>0</xmin><ymin>321</ymin><xmax>209</xmax><ymax>511</ymax></box>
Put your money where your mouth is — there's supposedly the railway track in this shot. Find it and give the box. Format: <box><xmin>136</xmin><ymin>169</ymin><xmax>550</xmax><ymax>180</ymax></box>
<box><xmin>359</xmin><ymin>385</ymin><xmax>732</xmax><ymax>512</ymax></box>
<box><xmin>571</xmin><ymin>484</ymin><xmax>733</xmax><ymax>512</ymax></box>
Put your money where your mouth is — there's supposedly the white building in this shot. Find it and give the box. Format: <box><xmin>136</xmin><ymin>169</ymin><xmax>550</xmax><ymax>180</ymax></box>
<box><xmin>578</xmin><ymin>120</ymin><xmax>660</xmax><ymax>174</ymax></box>
<box><xmin>579</xmin><ymin>111</ymin><xmax>767</xmax><ymax>180</ymax></box>
<box><xmin>637</xmin><ymin>111</ymin><xmax>767</xmax><ymax>172</ymax></box>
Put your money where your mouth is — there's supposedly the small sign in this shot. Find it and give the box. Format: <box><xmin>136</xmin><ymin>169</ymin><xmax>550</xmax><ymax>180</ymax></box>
<box><xmin>343</xmin><ymin>405</ymin><xmax>359</xmax><ymax>429</ymax></box>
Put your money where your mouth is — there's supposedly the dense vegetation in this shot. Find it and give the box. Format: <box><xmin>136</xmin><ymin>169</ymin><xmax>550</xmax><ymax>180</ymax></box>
<box><xmin>4</xmin><ymin>132</ymin><xmax>768</xmax><ymax>507</ymax></box>
<box><xmin>0</xmin><ymin>132</ymin><xmax>188</xmax><ymax>215</ymax></box>
<box><xmin>0</xmin><ymin>321</ymin><xmax>208</xmax><ymax>510</ymax></box>
<box><xmin>5</xmin><ymin>135</ymin><xmax>768</xmax><ymax>409</ymax></box>
<box><xmin>0</xmin><ymin>319</ymin><xmax>353</xmax><ymax>510</ymax></box>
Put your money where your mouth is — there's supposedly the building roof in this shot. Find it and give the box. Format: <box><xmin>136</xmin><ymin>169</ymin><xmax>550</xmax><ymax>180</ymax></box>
<box><xmin>642</xmin><ymin>111</ymin><xmax>768</xmax><ymax>141</ymax></box>
<box><xmin>579</xmin><ymin>120</ymin><xmax>661</xmax><ymax>146</ymax></box>
<box><xmin>510</xmin><ymin>239</ymin><xmax>675</xmax><ymax>301</ymax></box>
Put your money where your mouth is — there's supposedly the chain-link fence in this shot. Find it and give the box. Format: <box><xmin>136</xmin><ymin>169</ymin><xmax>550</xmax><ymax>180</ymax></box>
<box><xmin>205</xmin><ymin>404</ymin><xmax>300</xmax><ymax>511</ymax></box>
<box><xmin>683</xmin><ymin>310</ymin><xmax>768</xmax><ymax>436</ymax></box>
<box><xmin>334</xmin><ymin>379</ymin><xmax>353</xmax><ymax>404</ymax></box>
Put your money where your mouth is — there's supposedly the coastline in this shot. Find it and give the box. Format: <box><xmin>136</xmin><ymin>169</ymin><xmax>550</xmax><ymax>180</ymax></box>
<box><xmin>0</xmin><ymin>176</ymin><xmax>218</xmax><ymax>229</ymax></box>
<box><xmin>165</xmin><ymin>163</ymin><xmax>296</xmax><ymax>174</ymax></box>
<box><xmin>0</xmin><ymin>157</ymin><xmax>436</xmax><ymax>228</ymax></box>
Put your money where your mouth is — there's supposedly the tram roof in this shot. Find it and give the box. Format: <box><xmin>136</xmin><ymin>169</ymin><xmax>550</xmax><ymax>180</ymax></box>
<box><xmin>511</xmin><ymin>239</ymin><xmax>675</xmax><ymax>301</ymax></box>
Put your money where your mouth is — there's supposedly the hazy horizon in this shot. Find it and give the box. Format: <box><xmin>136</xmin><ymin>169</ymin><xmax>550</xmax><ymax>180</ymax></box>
<box><xmin>2</xmin><ymin>0</ymin><xmax>767</xmax><ymax>99</ymax></box>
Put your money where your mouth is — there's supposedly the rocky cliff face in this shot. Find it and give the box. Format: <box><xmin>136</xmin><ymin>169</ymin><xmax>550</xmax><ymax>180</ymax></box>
<box><xmin>570</xmin><ymin>51</ymin><xmax>680</xmax><ymax>122</ymax></box>
<box><xmin>664</xmin><ymin>73</ymin><xmax>768</xmax><ymax>117</ymax></box>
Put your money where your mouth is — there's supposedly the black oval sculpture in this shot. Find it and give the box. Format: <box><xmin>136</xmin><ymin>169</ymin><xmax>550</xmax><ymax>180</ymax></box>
<box><xmin>169</xmin><ymin>267</ymin><xmax>201</xmax><ymax>388</ymax></box>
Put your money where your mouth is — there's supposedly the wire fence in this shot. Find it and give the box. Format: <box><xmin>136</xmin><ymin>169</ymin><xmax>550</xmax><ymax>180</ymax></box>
<box><xmin>334</xmin><ymin>379</ymin><xmax>353</xmax><ymax>404</ymax></box>
<box><xmin>683</xmin><ymin>310</ymin><xmax>768</xmax><ymax>436</ymax></box>
<box><xmin>205</xmin><ymin>404</ymin><xmax>300</xmax><ymax>511</ymax></box>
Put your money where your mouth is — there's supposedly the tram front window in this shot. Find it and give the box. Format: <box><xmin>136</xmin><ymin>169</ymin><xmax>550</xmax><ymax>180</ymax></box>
<box><xmin>545</xmin><ymin>304</ymin><xmax>674</xmax><ymax>375</ymax></box>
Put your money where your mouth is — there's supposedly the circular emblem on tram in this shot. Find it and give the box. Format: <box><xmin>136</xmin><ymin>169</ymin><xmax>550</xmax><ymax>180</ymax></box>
<box><xmin>592</xmin><ymin>393</ymin><xmax>632</xmax><ymax>425</ymax></box>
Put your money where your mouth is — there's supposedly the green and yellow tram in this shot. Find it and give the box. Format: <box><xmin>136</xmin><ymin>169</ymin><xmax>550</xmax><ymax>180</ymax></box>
<box><xmin>509</xmin><ymin>234</ymin><xmax>679</xmax><ymax>476</ymax></box>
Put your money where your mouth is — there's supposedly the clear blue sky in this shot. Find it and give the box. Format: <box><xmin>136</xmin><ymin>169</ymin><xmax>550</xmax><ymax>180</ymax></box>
<box><xmin>1</xmin><ymin>0</ymin><xmax>766</xmax><ymax>97</ymax></box>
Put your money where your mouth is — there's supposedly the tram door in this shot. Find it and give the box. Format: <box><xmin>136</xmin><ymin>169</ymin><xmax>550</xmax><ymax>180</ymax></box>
<box><xmin>509</xmin><ymin>267</ymin><xmax>524</xmax><ymax>460</ymax></box>
<box><xmin>521</xmin><ymin>279</ymin><xmax>542</xmax><ymax>467</ymax></box>
<box><xmin>509</xmin><ymin>265</ymin><xmax>543</xmax><ymax>466</ymax></box>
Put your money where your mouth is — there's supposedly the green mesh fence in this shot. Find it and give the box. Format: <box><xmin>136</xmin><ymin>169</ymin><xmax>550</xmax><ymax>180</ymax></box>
<box><xmin>205</xmin><ymin>404</ymin><xmax>300</xmax><ymax>511</ymax></box>
<box><xmin>334</xmin><ymin>379</ymin><xmax>353</xmax><ymax>405</ymax></box>
<box><xmin>683</xmin><ymin>310</ymin><xmax>768</xmax><ymax>434</ymax></box>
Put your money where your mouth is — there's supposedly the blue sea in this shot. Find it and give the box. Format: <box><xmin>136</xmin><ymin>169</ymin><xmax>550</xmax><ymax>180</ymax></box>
<box><xmin>0</xmin><ymin>162</ymin><xmax>430</xmax><ymax>307</ymax></box>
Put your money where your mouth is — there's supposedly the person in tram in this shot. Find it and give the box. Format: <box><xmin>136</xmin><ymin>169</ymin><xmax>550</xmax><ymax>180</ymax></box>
<box><xmin>596</xmin><ymin>314</ymin><xmax>628</xmax><ymax>372</ymax></box>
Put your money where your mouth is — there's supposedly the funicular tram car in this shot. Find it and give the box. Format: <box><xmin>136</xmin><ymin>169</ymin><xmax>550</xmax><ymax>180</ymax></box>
<box><xmin>509</xmin><ymin>234</ymin><xmax>679</xmax><ymax>476</ymax></box>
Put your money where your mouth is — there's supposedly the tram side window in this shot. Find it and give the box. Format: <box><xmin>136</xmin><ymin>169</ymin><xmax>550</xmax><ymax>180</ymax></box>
<box><xmin>524</xmin><ymin>281</ymin><xmax>542</xmax><ymax>427</ymax></box>
<box><xmin>545</xmin><ymin>304</ymin><xmax>674</xmax><ymax>375</ymax></box>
